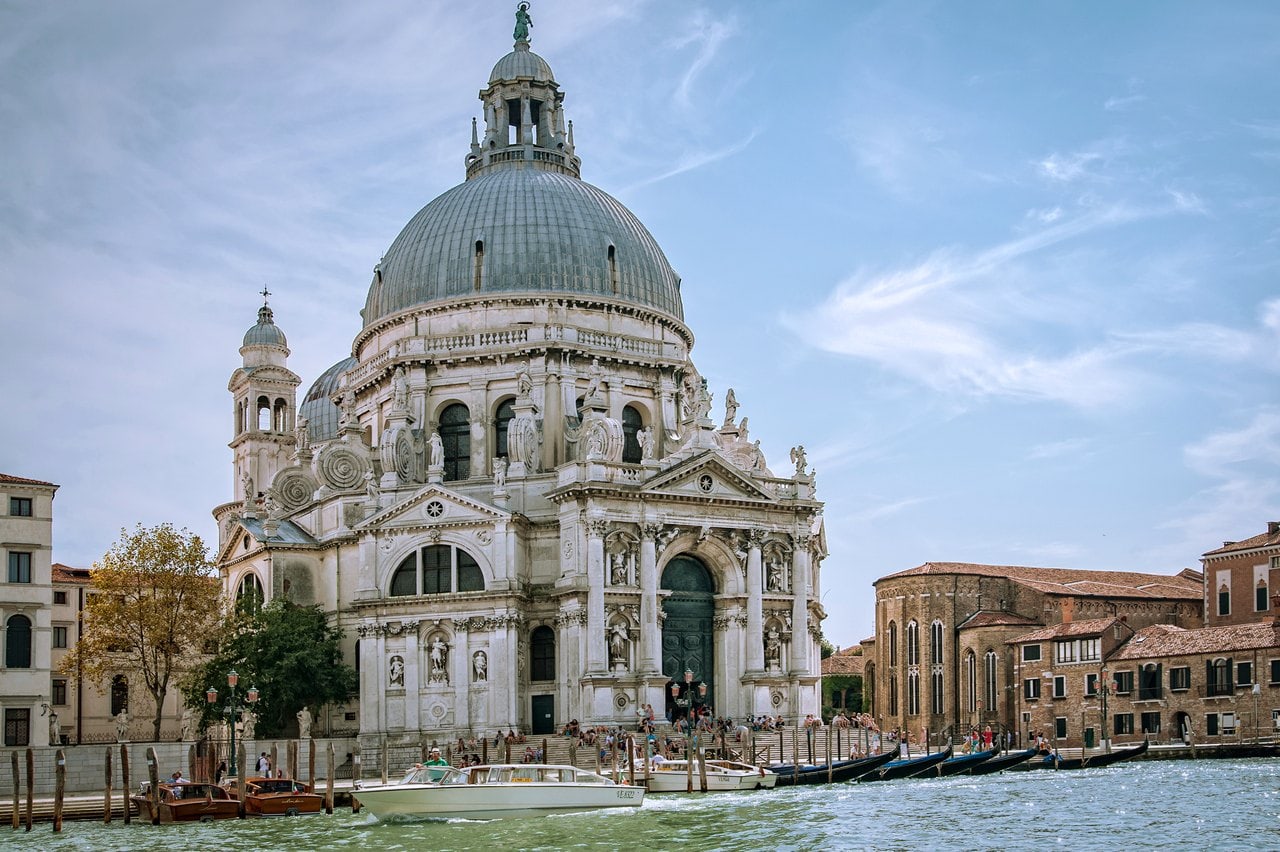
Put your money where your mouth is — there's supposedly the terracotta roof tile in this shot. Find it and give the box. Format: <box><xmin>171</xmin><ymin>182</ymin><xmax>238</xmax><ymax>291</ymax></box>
<box><xmin>957</xmin><ymin>610</ymin><xmax>1042</xmax><ymax>630</ymax></box>
<box><xmin>879</xmin><ymin>562</ymin><xmax>1200</xmax><ymax>600</ymax></box>
<box><xmin>0</xmin><ymin>472</ymin><xmax>57</xmax><ymax>487</ymax></box>
<box><xmin>1109</xmin><ymin>622</ymin><xmax>1280</xmax><ymax>659</ymax></box>
<box><xmin>51</xmin><ymin>563</ymin><xmax>92</xmax><ymax>584</ymax></box>
<box><xmin>1202</xmin><ymin>523</ymin><xmax>1280</xmax><ymax>557</ymax></box>
<box><xmin>822</xmin><ymin>650</ymin><xmax>864</xmax><ymax>676</ymax></box>
<box><xmin>1007</xmin><ymin>617</ymin><xmax>1120</xmax><ymax>644</ymax></box>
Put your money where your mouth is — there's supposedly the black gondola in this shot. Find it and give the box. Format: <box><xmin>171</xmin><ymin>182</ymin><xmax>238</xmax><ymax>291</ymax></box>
<box><xmin>859</xmin><ymin>746</ymin><xmax>953</xmax><ymax>782</ymax></box>
<box><xmin>1014</xmin><ymin>739</ymin><xmax>1149</xmax><ymax>771</ymax></box>
<box><xmin>965</xmin><ymin>747</ymin><xmax>1037</xmax><ymax>775</ymax></box>
<box><xmin>769</xmin><ymin>749</ymin><xmax>898</xmax><ymax>785</ymax></box>
<box><xmin>930</xmin><ymin>747</ymin><xmax>1000</xmax><ymax>778</ymax></box>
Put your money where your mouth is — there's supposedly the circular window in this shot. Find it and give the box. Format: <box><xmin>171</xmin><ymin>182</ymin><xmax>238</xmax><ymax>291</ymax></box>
<box><xmin>698</xmin><ymin>474</ymin><xmax>713</xmax><ymax>493</ymax></box>
<box><xmin>426</xmin><ymin>500</ymin><xmax>445</xmax><ymax>518</ymax></box>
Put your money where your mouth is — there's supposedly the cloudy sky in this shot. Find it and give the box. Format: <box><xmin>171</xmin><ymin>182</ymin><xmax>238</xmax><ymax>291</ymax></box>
<box><xmin>2</xmin><ymin>1</ymin><xmax>1277</xmax><ymax>647</ymax></box>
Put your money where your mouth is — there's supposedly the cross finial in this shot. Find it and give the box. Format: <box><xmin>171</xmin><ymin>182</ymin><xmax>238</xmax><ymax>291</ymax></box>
<box><xmin>260</xmin><ymin>286</ymin><xmax>271</xmax><ymax>304</ymax></box>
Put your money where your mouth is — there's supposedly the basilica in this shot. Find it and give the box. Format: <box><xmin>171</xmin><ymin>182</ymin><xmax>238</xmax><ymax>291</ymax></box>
<box><xmin>212</xmin><ymin>13</ymin><xmax>825</xmax><ymax>748</ymax></box>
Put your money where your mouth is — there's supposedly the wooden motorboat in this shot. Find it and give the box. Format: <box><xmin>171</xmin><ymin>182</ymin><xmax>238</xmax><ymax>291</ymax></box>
<box><xmin>130</xmin><ymin>781</ymin><xmax>241</xmax><ymax>823</ymax></box>
<box><xmin>638</xmin><ymin>758</ymin><xmax>777</xmax><ymax>792</ymax></box>
<box><xmin>859</xmin><ymin>747</ymin><xmax>953</xmax><ymax>782</ymax></box>
<box><xmin>965</xmin><ymin>747</ymin><xmax>1037</xmax><ymax>775</ymax></box>
<box><xmin>223</xmin><ymin>776</ymin><xmax>323</xmax><ymax>817</ymax></box>
<box><xmin>769</xmin><ymin>749</ymin><xmax>898</xmax><ymax>785</ymax></box>
<box><xmin>352</xmin><ymin>763</ymin><xmax>645</xmax><ymax>820</ymax></box>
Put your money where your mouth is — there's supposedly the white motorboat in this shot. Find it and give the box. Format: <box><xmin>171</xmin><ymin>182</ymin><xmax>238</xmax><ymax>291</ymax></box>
<box><xmin>352</xmin><ymin>763</ymin><xmax>645</xmax><ymax>820</ymax></box>
<box><xmin>639</xmin><ymin>759</ymin><xmax>777</xmax><ymax>792</ymax></box>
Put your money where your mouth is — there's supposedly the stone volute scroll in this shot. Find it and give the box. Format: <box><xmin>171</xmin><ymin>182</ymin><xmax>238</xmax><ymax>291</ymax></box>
<box><xmin>506</xmin><ymin>383</ymin><xmax>542</xmax><ymax>476</ymax></box>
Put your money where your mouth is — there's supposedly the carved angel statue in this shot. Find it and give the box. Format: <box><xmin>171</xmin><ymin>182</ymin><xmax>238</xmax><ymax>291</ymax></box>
<box><xmin>608</xmin><ymin>623</ymin><xmax>629</xmax><ymax>664</ymax></box>
<box><xmin>296</xmin><ymin>707</ymin><xmax>313</xmax><ymax>739</ymax></box>
<box><xmin>517</xmin><ymin>360</ymin><xmax>534</xmax><ymax>399</ymax></box>
<box><xmin>392</xmin><ymin>365</ymin><xmax>409</xmax><ymax>410</ymax></box>
<box><xmin>637</xmin><ymin>426</ymin><xmax>655</xmax><ymax>461</ymax></box>
<box><xmin>429</xmin><ymin>430</ymin><xmax>444</xmax><ymax>468</ymax></box>
<box><xmin>493</xmin><ymin>457</ymin><xmax>507</xmax><ymax>490</ymax></box>
<box><xmin>790</xmin><ymin>445</ymin><xmax>807</xmax><ymax>477</ymax></box>
<box><xmin>723</xmin><ymin>388</ymin><xmax>738</xmax><ymax>427</ymax></box>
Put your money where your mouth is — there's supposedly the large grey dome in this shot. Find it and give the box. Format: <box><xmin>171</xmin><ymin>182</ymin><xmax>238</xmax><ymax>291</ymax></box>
<box><xmin>362</xmin><ymin>168</ymin><xmax>684</xmax><ymax>326</ymax></box>
<box><xmin>299</xmin><ymin>356</ymin><xmax>357</xmax><ymax>441</ymax></box>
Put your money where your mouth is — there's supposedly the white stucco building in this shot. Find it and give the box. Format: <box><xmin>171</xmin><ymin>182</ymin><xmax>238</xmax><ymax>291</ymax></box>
<box><xmin>212</xmin><ymin>14</ymin><xmax>826</xmax><ymax>748</ymax></box>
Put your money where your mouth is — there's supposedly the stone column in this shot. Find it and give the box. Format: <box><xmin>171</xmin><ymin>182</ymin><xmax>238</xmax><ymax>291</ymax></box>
<box><xmin>790</xmin><ymin>533</ymin><xmax>811</xmax><ymax>674</ymax></box>
<box><xmin>404</xmin><ymin>626</ymin><xmax>421</xmax><ymax>732</ymax></box>
<box><xmin>639</xmin><ymin>523</ymin><xmax>661</xmax><ymax>673</ymax></box>
<box><xmin>543</xmin><ymin>355</ymin><xmax>563</xmax><ymax>469</ymax></box>
<box><xmin>585</xmin><ymin>517</ymin><xmax>609</xmax><ymax>674</ymax></box>
<box><xmin>746</xmin><ymin>529</ymin><xmax>766</xmax><ymax>672</ymax></box>
<box><xmin>469</xmin><ymin>379</ymin><xmax>488</xmax><ymax>479</ymax></box>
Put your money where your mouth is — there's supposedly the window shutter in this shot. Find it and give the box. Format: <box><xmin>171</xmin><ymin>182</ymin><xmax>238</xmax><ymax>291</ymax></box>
<box><xmin>1226</xmin><ymin>658</ymin><xmax>1234</xmax><ymax>691</ymax></box>
<box><xmin>1155</xmin><ymin>664</ymin><xmax>1163</xmax><ymax>699</ymax></box>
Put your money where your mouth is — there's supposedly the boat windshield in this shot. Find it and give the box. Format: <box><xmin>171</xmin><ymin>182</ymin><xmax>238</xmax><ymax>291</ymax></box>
<box><xmin>252</xmin><ymin>779</ymin><xmax>307</xmax><ymax>794</ymax></box>
<box><xmin>402</xmin><ymin>766</ymin><xmax>466</xmax><ymax>786</ymax></box>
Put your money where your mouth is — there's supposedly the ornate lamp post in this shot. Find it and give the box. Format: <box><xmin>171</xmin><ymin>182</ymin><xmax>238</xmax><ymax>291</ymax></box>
<box><xmin>670</xmin><ymin>669</ymin><xmax>707</xmax><ymax>729</ymax></box>
<box><xmin>206</xmin><ymin>669</ymin><xmax>259</xmax><ymax>778</ymax></box>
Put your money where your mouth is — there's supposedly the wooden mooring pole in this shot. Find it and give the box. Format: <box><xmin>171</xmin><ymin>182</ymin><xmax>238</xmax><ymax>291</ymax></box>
<box><xmin>237</xmin><ymin>742</ymin><xmax>248</xmax><ymax>819</ymax></box>
<box><xmin>145</xmin><ymin>747</ymin><xmax>160</xmax><ymax>826</ymax></box>
<box><xmin>53</xmin><ymin>748</ymin><xmax>65</xmax><ymax>833</ymax></box>
<box><xmin>325</xmin><ymin>743</ymin><xmax>335</xmax><ymax>815</ymax></box>
<box><xmin>10</xmin><ymin>749</ymin><xmax>19</xmax><ymax>829</ymax></box>
<box><xmin>351</xmin><ymin>744</ymin><xmax>362</xmax><ymax>814</ymax></box>
<box><xmin>24</xmin><ymin>747</ymin><xmax>34</xmax><ymax>832</ymax></box>
<box><xmin>120</xmin><ymin>745</ymin><xmax>131</xmax><ymax>825</ymax></box>
<box><xmin>103</xmin><ymin>747</ymin><xmax>113</xmax><ymax>823</ymax></box>
<box><xmin>308</xmin><ymin>739</ymin><xmax>316</xmax><ymax>787</ymax></box>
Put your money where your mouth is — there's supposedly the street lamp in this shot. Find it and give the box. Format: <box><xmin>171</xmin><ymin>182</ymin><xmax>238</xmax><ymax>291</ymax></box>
<box><xmin>206</xmin><ymin>669</ymin><xmax>259</xmax><ymax>778</ymax></box>
<box><xmin>670</xmin><ymin>669</ymin><xmax>707</xmax><ymax>729</ymax></box>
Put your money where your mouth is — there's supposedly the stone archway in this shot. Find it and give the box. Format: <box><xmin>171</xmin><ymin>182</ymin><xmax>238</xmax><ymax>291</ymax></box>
<box><xmin>661</xmin><ymin>555</ymin><xmax>715</xmax><ymax>719</ymax></box>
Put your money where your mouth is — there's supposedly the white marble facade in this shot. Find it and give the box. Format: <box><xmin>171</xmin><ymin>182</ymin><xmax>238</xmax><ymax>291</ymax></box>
<box><xmin>212</xmin><ymin>16</ymin><xmax>825</xmax><ymax>747</ymax></box>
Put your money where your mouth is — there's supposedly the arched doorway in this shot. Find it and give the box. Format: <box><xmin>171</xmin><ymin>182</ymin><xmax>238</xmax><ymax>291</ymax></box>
<box><xmin>661</xmin><ymin>555</ymin><xmax>715</xmax><ymax>721</ymax></box>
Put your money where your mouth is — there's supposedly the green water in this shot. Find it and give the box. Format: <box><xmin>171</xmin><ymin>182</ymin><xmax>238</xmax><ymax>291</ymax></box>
<box><xmin>4</xmin><ymin>758</ymin><xmax>1277</xmax><ymax>851</ymax></box>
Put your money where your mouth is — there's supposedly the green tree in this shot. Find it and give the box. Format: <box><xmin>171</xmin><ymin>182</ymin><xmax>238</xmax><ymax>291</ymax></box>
<box><xmin>183</xmin><ymin>599</ymin><xmax>357</xmax><ymax>738</ymax></box>
<box><xmin>820</xmin><ymin>638</ymin><xmax>836</xmax><ymax>659</ymax></box>
<box><xmin>59</xmin><ymin>523</ymin><xmax>222</xmax><ymax>741</ymax></box>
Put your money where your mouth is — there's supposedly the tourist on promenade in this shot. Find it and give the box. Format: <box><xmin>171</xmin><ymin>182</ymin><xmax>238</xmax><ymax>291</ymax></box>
<box><xmin>257</xmin><ymin>752</ymin><xmax>270</xmax><ymax>775</ymax></box>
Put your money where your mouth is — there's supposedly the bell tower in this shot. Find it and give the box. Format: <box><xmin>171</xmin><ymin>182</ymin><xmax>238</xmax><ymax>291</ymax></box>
<box><xmin>228</xmin><ymin>290</ymin><xmax>301</xmax><ymax>508</ymax></box>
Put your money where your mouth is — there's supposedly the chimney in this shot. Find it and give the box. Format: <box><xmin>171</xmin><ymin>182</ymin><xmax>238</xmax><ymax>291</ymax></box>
<box><xmin>1267</xmin><ymin>521</ymin><xmax>1280</xmax><ymax>536</ymax></box>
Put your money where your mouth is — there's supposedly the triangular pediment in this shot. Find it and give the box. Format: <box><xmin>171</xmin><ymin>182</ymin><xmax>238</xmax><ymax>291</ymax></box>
<box><xmin>640</xmin><ymin>451</ymin><xmax>778</xmax><ymax>503</ymax></box>
<box><xmin>354</xmin><ymin>483</ymin><xmax>511</xmax><ymax>532</ymax></box>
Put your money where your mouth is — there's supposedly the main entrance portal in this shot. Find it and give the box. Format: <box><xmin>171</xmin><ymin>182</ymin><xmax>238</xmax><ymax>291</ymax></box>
<box><xmin>661</xmin><ymin>555</ymin><xmax>715</xmax><ymax>720</ymax></box>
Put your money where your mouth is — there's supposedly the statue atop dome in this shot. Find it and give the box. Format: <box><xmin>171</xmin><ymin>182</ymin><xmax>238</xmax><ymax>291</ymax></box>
<box><xmin>514</xmin><ymin>2</ymin><xmax>532</xmax><ymax>43</ymax></box>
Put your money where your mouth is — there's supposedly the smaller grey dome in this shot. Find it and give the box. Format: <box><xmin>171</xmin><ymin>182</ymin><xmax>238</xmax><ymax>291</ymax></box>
<box><xmin>243</xmin><ymin>304</ymin><xmax>288</xmax><ymax>348</ymax></box>
<box><xmin>299</xmin><ymin>356</ymin><xmax>357</xmax><ymax>441</ymax></box>
<box><xmin>489</xmin><ymin>43</ymin><xmax>554</xmax><ymax>84</ymax></box>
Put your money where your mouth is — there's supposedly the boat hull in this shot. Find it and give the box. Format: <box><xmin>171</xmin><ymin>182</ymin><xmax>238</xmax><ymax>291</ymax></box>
<box><xmin>770</xmin><ymin>750</ymin><xmax>898</xmax><ymax>785</ymax></box>
<box><xmin>353</xmin><ymin>782</ymin><xmax>644</xmax><ymax>820</ymax></box>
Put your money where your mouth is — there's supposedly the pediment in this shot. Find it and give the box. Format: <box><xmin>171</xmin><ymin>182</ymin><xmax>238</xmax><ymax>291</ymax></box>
<box><xmin>640</xmin><ymin>451</ymin><xmax>777</xmax><ymax>503</ymax></box>
<box><xmin>216</xmin><ymin>523</ymin><xmax>258</xmax><ymax>564</ymax></box>
<box><xmin>354</xmin><ymin>484</ymin><xmax>511</xmax><ymax>532</ymax></box>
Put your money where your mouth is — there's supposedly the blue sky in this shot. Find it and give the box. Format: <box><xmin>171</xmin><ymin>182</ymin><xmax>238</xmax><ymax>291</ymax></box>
<box><xmin>2</xmin><ymin>1</ymin><xmax>1277</xmax><ymax>648</ymax></box>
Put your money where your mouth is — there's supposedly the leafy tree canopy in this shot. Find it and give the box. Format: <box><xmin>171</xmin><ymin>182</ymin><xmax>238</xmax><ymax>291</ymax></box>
<box><xmin>182</xmin><ymin>599</ymin><xmax>357</xmax><ymax>738</ymax></box>
<box><xmin>59</xmin><ymin>523</ymin><xmax>221</xmax><ymax>741</ymax></box>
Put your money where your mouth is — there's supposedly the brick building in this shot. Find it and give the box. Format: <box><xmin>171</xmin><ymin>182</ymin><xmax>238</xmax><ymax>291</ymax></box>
<box><xmin>1201</xmin><ymin>521</ymin><xmax>1279</xmax><ymax>627</ymax></box>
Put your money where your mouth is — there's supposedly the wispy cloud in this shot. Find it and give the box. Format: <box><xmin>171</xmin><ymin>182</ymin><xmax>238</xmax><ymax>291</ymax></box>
<box><xmin>1026</xmin><ymin>438</ymin><xmax>1093</xmax><ymax>461</ymax></box>
<box><xmin>623</xmin><ymin>129</ymin><xmax>759</xmax><ymax>191</ymax></box>
<box><xmin>782</xmin><ymin>204</ymin><xmax>1169</xmax><ymax>407</ymax></box>
<box><xmin>668</xmin><ymin>11</ymin><xmax>737</xmax><ymax>111</ymax></box>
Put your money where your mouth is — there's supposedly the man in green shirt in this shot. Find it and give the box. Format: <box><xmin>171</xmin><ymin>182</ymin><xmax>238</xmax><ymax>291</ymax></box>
<box><xmin>425</xmin><ymin>747</ymin><xmax>450</xmax><ymax>767</ymax></box>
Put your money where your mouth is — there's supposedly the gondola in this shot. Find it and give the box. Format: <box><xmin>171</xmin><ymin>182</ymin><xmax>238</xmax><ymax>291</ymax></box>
<box><xmin>1013</xmin><ymin>739</ymin><xmax>1149</xmax><ymax>771</ymax></box>
<box><xmin>769</xmin><ymin>749</ymin><xmax>898</xmax><ymax>785</ymax></box>
<box><xmin>929</xmin><ymin>747</ymin><xmax>1000</xmax><ymax>778</ymax></box>
<box><xmin>859</xmin><ymin>746</ymin><xmax>953</xmax><ymax>782</ymax></box>
<box><xmin>965</xmin><ymin>747</ymin><xmax>1037</xmax><ymax>775</ymax></box>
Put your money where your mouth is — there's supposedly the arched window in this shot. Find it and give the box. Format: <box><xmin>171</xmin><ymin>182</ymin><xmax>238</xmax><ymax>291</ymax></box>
<box><xmin>494</xmin><ymin>399</ymin><xmax>516</xmax><ymax>460</ymax></box>
<box><xmin>930</xmin><ymin>621</ymin><xmax>943</xmax><ymax>664</ymax></box>
<box><xmin>256</xmin><ymin>395</ymin><xmax>271</xmax><ymax>431</ymax></box>
<box><xmin>389</xmin><ymin>544</ymin><xmax>485</xmax><ymax>596</ymax></box>
<box><xmin>608</xmin><ymin>245</ymin><xmax>619</xmax><ymax>294</ymax></box>
<box><xmin>439</xmin><ymin>403</ymin><xmax>471</xmax><ymax>481</ymax></box>
<box><xmin>983</xmin><ymin>649</ymin><xmax>998</xmax><ymax>711</ymax></box>
<box><xmin>887</xmin><ymin>621</ymin><xmax>897</xmax><ymax>665</ymax></box>
<box><xmin>622</xmin><ymin>405</ymin><xmax>643</xmax><ymax>463</ymax></box>
<box><xmin>888</xmin><ymin>673</ymin><xmax>898</xmax><ymax>715</ymax></box>
<box><xmin>110</xmin><ymin>675</ymin><xmax>129</xmax><ymax>716</ymax></box>
<box><xmin>236</xmin><ymin>573</ymin><xmax>264</xmax><ymax>615</ymax></box>
<box><xmin>1258</xmin><ymin>579</ymin><xmax>1269</xmax><ymax>612</ymax></box>
<box><xmin>906</xmin><ymin>621</ymin><xmax>919</xmax><ymax>666</ymax></box>
<box><xmin>530</xmin><ymin>626</ymin><xmax>555</xmax><ymax>681</ymax></box>
<box><xmin>1217</xmin><ymin>583</ymin><xmax>1230</xmax><ymax>617</ymax></box>
<box><xmin>5</xmin><ymin>614</ymin><xmax>31</xmax><ymax>668</ymax></box>
<box><xmin>865</xmin><ymin>662</ymin><xmax>876</xmax><ymax>715</ymax></box>
<box><xmin>907</xmin><ymin>670</ymin><xmax>920</xmax><ymax>716</ymax></box>
<box><xmin>964</xmin><ymin>650</ymin><xmax>977</xmax><ymax>714</ymax></box>
<box><xmin>273</xmin><ymin>398</ymin><xmax>287</xmax><ymax>432</ymax></box>
<box><xmin>474</xmin><ymin>240</ymin><xmax>485</xmax><ymax>292</ymax></box>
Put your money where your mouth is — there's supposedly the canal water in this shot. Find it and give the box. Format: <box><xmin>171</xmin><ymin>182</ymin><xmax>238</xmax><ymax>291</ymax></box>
<box><xmin>5</xmin><ymin>758</ymin><xmax>1276</xmax><ymax>851</ymax></box>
